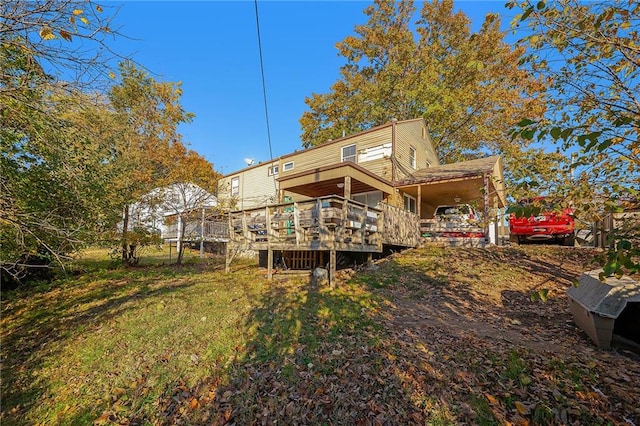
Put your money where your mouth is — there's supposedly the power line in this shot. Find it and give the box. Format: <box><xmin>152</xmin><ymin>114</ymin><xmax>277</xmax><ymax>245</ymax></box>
<box><xmin>253</xmin><ymin>0</ymin><xmax>279</xmax><ymax>197</ymax></box>
<box><xmin>253</xmin><ymin>0</ymin><xmax>278</xmax><ymax>196</ymax></box>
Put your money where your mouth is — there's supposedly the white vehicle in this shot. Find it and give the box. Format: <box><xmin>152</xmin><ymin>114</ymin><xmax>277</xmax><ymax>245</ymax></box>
<box><xmin>433</xmin><ymin>204</ymin><xmax>479</xmax><ymax>226</ymax></box>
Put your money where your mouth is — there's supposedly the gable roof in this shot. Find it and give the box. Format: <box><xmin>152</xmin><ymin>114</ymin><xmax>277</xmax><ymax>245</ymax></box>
<box><xmin>397</xmin><ymin>155</ymin><xmax>502</xmax><ymax>185</ymax></box>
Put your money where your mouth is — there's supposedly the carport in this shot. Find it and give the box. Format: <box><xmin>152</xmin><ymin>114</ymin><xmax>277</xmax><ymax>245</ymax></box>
<box><xmin>395</xmin><ymin>156</ymin><xmax>507</xmax><ymax>243</ymax></box>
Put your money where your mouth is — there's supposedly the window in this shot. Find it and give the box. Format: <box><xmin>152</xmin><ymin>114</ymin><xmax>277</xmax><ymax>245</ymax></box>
<box><xmin>403</xmin><ymin>194</ymin><xmax>417</xmax><ymax>214</ymax></box>
<box><xmin>268</xmin><ymin>165</ymin><xmax>279</xmax><ymax>176</ymax></box>
<box><xmin>342</xmin><ymin>144</ymin><xmax>356</xmax><ymax>163</ymax></box>
<box><xmin>283</xmin><ymin>161</ymin><xmax>294</xmax><ymax>171</ymax></box>
<box><xmin>352</xmin><ymin>191</ymin><xmax>383</xmax><ymax>208</ymax></box>
<box><xmin>409</xmin><ymin>146</ymin><xmax>416</xmax><ymax>169</ymax></box>
<box><xmin>231</xmin><ymin>177</ymin><xmax>239</xmax><ymax>196</ymax></box>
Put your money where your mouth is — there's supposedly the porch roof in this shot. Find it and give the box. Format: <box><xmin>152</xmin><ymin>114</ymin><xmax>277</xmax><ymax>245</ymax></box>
<box><xmin>396</xmin><ymin>156</ymin><xmax>507</xmax><ymax>208</ymax></box>
<box><xmin>277</xmin><ymin>162</ymin><xmax>395</xmax><ymax>198</ymax></box>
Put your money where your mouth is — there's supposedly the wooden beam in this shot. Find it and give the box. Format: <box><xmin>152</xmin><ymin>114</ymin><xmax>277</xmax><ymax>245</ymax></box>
<box><xmin>329</xmin><ymin>249</ymin><xmax>336</xmax><ymax>289</ymax></box>
<box><xmin>267</xmin><ymin>248</ymin><xmax>273</xmax><ymax>281</ymax></box>
<box><xmin>344</xmin><ymin>175</ymin><xmax>352</xmax><ymax>200</ymax></box>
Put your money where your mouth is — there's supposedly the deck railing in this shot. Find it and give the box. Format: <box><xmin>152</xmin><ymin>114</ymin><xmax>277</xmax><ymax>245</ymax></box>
<box><xmin>228</xmin><ymin>196</ymin><xmax>386</xmax><ymax>252</ymax></box>
<box><xmin>163</xmin><ymin>197</ymin><xmax>421</xmax><ymax>251</ymax></box>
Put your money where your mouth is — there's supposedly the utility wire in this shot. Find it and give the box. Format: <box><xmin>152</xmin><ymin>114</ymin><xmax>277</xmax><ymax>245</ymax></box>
<box><xmin>253</xmin><ymin>0</ymin><xmax>278</xmax><ymax>195</ymax></box>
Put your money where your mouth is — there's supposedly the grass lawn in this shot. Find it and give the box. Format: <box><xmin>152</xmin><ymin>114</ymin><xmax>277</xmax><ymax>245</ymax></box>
<box><xmin>1</xmin><ymin>245</ymin><xmax>639</xmax><ymax>425</ymax></box>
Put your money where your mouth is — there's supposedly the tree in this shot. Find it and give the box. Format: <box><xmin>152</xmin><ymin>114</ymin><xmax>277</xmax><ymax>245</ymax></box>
<box><xmin>108</xmin><ymin>61</ymin><xmax>195</xmax><ymax>264</ymax></box>
<box><xmin>0</xmin><ymin>1</ymin><xmax>126</xmax><ymax>284</ymax></box>
<box><xmin>299</xmin><ymin>0</ymin><xmax>551</xmax><ymax>190</ymax></box>
<box><xmin>156</xmin><ymin>142</ymin><xmax>220</xmax><ymax>265</ymax></box>
<box><xmin>509</xmin><ymin>0</ymin><xmax>639</xmax><ymax>277</ymax></box>
<box><xmin>0</xmin><ymin>0</ymin><xmax>120</xmax><ymax>89</ymax></box>
<box><xmin>0</xmin><ymin>67</ymin><xmax>120</xmax><ymax>283</ymax></box>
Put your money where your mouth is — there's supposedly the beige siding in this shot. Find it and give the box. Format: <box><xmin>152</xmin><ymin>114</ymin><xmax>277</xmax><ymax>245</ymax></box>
<box><xmin>218</xmin><ymin>162</ymin><xmax>278</xmax><ymax>210</ymax></box>
<box><xmin>394</xmin><ymin>120</ymin><xmax>440</xmax><ymax>181</ymax></box>
<box><xmin>278</xmin><ymin>126</ymin><xmax>394</xmax><ymax>184</ymax></box>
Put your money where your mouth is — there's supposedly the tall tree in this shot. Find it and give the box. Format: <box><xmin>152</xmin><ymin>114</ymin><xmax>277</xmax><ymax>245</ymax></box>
<box><xmin>108</xmin><ymin>61</ymin><xmax>195</xmax><ymax>264</ymax></box>
<box><xmin>0</xmin><ymin>58</ymin><xmax>119</xmax><ymax>282</ymax></box>
<box><xmin>510</xmin><ymin>0</ymin><xmax>639</xmax><ymax>276</ymax></box>
<box><xmin>299</xmin><ymin>0</ymin><xmax>551</xmax><ymax>191</ymax></box>
<box><xmin>0</xmin><ymin>1</ymin><xmax>125</xmax><ymax>283</ymax></box>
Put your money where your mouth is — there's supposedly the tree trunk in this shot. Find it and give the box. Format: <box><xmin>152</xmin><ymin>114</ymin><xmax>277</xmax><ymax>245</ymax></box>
<box><xmin>176</xmin><ymin>215</ymin><xmax>185</xmax><ymax>265</ymax></box>
<box><xmin>121</xmin><ymin>204</ymin><xmax>131</xmax><ymax>264</ymax></box>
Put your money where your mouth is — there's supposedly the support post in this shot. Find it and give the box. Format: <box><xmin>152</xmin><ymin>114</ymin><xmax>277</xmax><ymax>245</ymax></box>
<box><xmin>267</xmin><ymin>248</ymin><xmax>273</xmax><ymax>281</ymax></box>
<box><xmin>367</xmin><ymin>252</ymin><xmax>373</xmax><ymax>267</ymax></box>
<box><xmin>200</xmin><ymin>207</ymin><xmax>205</xmax><ymax>258</ymax></box>
<box><xmin>483</xmin><ymin>173</ymin><xmax>490</xmax><ymax>244</ymax></box>
<box><xmin>344</xmin><ymin>176</ymin><xmax>352</xmax><ymax>200</ymax></box>
<box><xmin>417</xmin><ymin>185</ymin><xmax>422</xmax><ymax>218</ymax></box>
<box><xmin>329</xmin><ymin>249</ymin><xmax>336</xmax><ymax>289</ymax></box>
<box><xmin>225</xmin><ymin>247</ymin><xmax>231</xmax><ymax>273</ymax></box>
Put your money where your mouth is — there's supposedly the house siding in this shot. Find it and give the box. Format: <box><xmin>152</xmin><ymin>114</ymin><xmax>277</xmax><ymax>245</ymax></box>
<box><xmin>218</xmin><ymin>162</ymin><xmax>278</xmax><ymax>210</ymax></box>
<box><xmin>278</xmin><ymin>126</ymin><xmax>394</xmax><ymax>183</ymax></box>
<box><xmin>393</xmin><ymin>120</ymin><xmax>440</xmax><ymax>182</ymax></box>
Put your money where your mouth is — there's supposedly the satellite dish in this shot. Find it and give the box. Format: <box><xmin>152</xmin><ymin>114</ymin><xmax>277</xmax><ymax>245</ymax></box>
<box><xmin>243</xmin><ymin>158</ymin><xmax>255</xmax><ymax>166</ymax></box>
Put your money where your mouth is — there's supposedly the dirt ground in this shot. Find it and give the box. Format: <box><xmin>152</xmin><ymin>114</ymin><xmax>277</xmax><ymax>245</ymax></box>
<box><xmin>360</xmin><ymin>244</ymin><xmax>640</xmax><ymax>424</ymax></box>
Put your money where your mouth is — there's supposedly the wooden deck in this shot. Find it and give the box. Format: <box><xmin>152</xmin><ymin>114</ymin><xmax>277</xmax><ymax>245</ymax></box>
<box><xmin>219</xmin><ymin>196</ymin><xmax>420</xmax><ymax>285</ymax></box>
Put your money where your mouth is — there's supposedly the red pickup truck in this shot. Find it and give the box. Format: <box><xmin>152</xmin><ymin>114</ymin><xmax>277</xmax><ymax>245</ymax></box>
<box><xmin>508</xmin><ymin>197</ymin><xmax>575</xmax><ymax>246</ymax></box>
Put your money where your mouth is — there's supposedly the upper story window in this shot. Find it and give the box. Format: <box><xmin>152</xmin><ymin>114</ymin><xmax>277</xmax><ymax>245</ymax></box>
<box><xmin>283</xmin><ymin>161</ymin><xmax>294</xmax><ymax>171</ymax></box>
<box><xmin>409</xmin><ymin>146</ymin><xmax>416</xmax><ymax>169</ymax></box>
<box><xmin>268</xmin><ymin>165</ymin><xmax>279</xmax><ymax>176</ymax></box>
<box><xmin>342</xmin><ymin>144</ymin><xmax>356</xmax><ymax>163</ymax></box>
<box><xmin>231</xmin><ymin>177</ymin><xmax>239</xmax><ymax>196</ymax></box>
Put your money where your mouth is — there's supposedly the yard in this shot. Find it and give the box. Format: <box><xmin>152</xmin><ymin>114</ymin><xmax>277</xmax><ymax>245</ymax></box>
<box><xmin>1</xmin><ymin>245</ymin><xmax>639</xmax><ymax>425</ymax></box>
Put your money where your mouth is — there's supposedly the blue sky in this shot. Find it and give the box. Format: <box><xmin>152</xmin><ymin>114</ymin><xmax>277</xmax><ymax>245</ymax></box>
<box><xmin>109</xmin><ymin>1</ymin><xmax>518</xmax><ymax>175</ymax></box>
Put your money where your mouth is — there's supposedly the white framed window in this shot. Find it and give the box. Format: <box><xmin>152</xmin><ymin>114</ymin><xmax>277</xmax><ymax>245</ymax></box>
<box><xmin>268</xmin><ymin>165</ymin><xmax>279</xmax><ymax>176</ymax></box>
<box><xmin>352</xmin><ymin>191</ymin><xmax>383</xmax><ymax>208</ymax></box>
<box><xmin>283</xmin><ymin>161</ymin><xmax>294</xmax><ymax>171</ymax></box>
<box><xmin>403</xmin><ymin>193</ymin><xmax>417</xmax><ymax>214</ymax></box>
<box><xmin>231</xmin><ymin>177</ymin><xmax>239</xmax><ymax>196</ymax></box>
<box><xmin>342</xmin><ymin>144</ymin><xmax>356</xmax><ymax>163</ymax></box>
<box><xmin>409</xmin><ymin>146</ymin><xmax>416</xmax><ymax>169</ymax></box>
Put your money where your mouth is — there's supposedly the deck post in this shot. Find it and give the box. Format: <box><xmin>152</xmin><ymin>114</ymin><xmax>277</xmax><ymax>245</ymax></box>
<box><xmin>267</xmin><ymin>248</ymin><xmax>273</xmax><ymax>281</ymax></box>
<box><xmin>329</xmin><ymin>249</ymin><xmax>336</xmax><ymax>289</ymax></box>
<box><xmin>367</xmin><ymin>252</ymin><xmax>373</xmax><ymax>267</ymax></box>
<box><xmin>343</xmin><ymin>176</ymin><xmax>352</xmax><ymax>200</ymax></box>
<box><xmin>200</xmin><ymin>207</ymin><xmax>205</xmax><ymax>258</ymax></box>
<box><xmin>483</xmin><ymin>173</ymin><xmax>490</xmax><ymax>243</ymax></box>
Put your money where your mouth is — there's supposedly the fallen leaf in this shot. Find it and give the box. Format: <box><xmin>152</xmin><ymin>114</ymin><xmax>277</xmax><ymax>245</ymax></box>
<box><xmin>189</xmin><ymin>398</ymin><xmax>198</xmax><ymax>410</ymax></box>
<box><xmin>515</xmin><ymin>400</ymin><xmax>529</xmax><ymax>415</ymax></box>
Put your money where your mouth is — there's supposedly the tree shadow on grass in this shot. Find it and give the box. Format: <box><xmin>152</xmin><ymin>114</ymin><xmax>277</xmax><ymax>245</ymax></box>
<box><xmin>0</xmin><ymin>265</ymin><xmax>204</xmax><ymax>424</ymax></box>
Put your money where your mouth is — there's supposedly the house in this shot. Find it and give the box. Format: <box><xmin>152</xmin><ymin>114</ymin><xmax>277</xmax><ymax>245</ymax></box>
<box><xmin>126</xmin><ymin>183</ymin><xmax>221</xmax><ymax>245</ymax></box>
<box><xmin>214</xmin><ymin>118</ymin><xmax>507</xmax><ymax>282</ymax></box>
<box><xmin>218</xmin><ymin>118</ymin><xmax>440</xmax><ymax>210</ymax></box>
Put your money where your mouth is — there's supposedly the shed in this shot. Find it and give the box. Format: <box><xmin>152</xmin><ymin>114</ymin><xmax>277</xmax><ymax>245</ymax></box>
<box><xmin>567</xmin><ymin>270</ymin><xmax>640</xmax><ymax>349</ymax></box>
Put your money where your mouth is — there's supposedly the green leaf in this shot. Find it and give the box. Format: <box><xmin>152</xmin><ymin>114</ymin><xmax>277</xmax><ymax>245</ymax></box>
<box><xmin>517</xmin><ymin>118</ymin><xmax>535</xmax><ymax>127</ymax></box>
<box><xmin>520</xmin><ymin>7</ymin><xmax>534</xmax><ymax>22</ymax></box>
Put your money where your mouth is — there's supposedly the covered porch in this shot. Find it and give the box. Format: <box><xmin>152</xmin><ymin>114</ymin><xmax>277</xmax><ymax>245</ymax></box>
<box><xmin>395</xmin><ymin>156</ymin><xmax>507</xmax><ymax>245</ymax></box>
